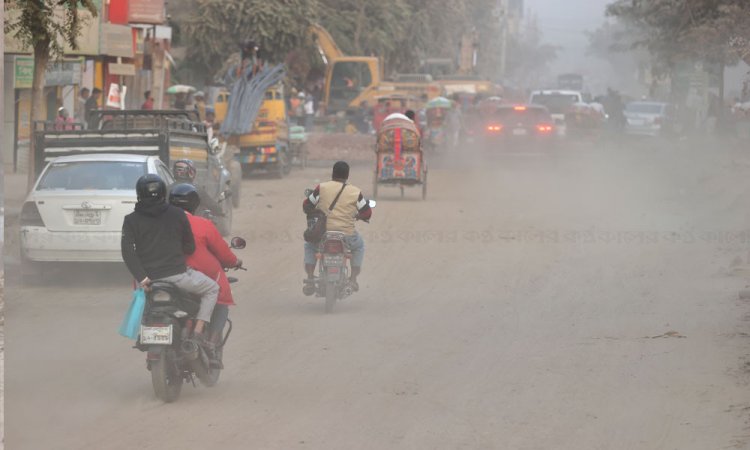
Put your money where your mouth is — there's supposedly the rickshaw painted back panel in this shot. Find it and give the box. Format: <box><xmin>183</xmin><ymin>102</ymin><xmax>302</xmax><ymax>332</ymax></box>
<box><xmin>376</xmin><ymin>118</ymin><xmax>423</xmax><ymax>181</ymax></box>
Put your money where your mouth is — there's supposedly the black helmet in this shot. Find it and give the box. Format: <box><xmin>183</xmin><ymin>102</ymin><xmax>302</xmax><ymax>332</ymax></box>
<box><xmin>168</xmin><ymin>183</ymin><xmax>201</xmax><ymax>214</ymax></box>
<box><xmin>136</xmin><ymin>174</ymin><xmax>167</xmax><ymax>203</ymax></box>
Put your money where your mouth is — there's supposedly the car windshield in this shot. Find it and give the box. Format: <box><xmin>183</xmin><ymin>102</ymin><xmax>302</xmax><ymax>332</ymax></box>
<box><xmin>530</xmin><ymin>94</ymin><xmax>580</xmax><ymax>114</ymax></box>
<box><xmin>626</xmin><ymin>103</ymin><xmax>664</xmax><ymax>114</ymax></box>
<box><xmin>493</xmin><ymin>107</ymin><xmax>551</xmax><ymax>125</ymax></box>
<box><xmin>37</xmin><ymin>161</ymin><xmax>147</xmax><ymax>190</ymax></box>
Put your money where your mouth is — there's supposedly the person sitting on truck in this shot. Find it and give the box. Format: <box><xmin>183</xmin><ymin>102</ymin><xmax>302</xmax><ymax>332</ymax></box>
<box><xmin>55</xmin><ymin>107</ymin><xmax>74</xmax><ymax>131</ymax></box>
<box><xmin>141</xmin><ymin>91</ymin><xmax>154</xmax><ymax>110</ymax></box>
<box><xmin>121</xmin><ymin>174</ymin><xmax>219</xmax><ymax>343</ymax></box>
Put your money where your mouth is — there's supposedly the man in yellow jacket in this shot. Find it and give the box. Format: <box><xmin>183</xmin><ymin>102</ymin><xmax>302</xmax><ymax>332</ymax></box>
<box><xmin>302</xmin><ymin>161</ymin><xmax>372</xmax><ymax>295</ymax></box>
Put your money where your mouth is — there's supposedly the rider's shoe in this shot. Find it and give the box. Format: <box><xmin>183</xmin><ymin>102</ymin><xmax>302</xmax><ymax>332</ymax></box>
<box><xmin>303</xmin><ymin>278</ymin><xmax>316</xmax><ymax>296</ymax></box>
<box><xmin>348</xmin><ymin>279</ymin><xmax>359</xmax><ymax>292</ymax></box>
<box><xmin>193</xmin><ymin>333</ymin><xmax>222</xmax><ymax>368</ymax></box>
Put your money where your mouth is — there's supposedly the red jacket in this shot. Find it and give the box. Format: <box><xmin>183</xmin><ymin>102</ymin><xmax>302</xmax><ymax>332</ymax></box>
<box><xmin>185</xmin><ymin>213</ymin><xmax>238</xmax><ymax>306</ymax></box>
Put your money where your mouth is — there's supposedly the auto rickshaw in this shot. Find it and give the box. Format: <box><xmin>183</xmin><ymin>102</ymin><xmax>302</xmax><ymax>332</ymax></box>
<box><xmin>423</xmin><ymin>96</ymin><xmax>458</xmax><ymax>152</ymax></box>
<box><xmin>374</xmin><ymin>114</ymin><xmax>427</xmax><ymax>200</ymax></box>
<box><xmin>372</xmin><ymin>94</ymin><xmax>420</xmax><ymax>132</ymax></box>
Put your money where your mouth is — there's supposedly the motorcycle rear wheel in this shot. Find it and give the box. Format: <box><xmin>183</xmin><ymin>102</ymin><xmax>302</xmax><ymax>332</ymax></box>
<box><xmin>324</xmin><ymin>281</ymin><xmax>337</xmax><ymax>313</ymax></box>
<box><xmin>151</xmin><ymin>351</ymin><xmax>183</xmax><ymax>402</ymax></box>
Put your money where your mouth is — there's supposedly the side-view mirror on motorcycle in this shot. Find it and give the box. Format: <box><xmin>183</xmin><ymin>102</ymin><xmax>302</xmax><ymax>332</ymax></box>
<box><xmin>230</xmin><ymin>237</ymin><xmax>246</xmax><ymax>249</ymax></box>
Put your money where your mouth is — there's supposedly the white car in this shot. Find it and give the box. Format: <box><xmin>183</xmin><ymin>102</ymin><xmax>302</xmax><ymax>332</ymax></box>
<box><xmin>20</xmin><ymin>154</ymin><xmax>175</xmax><ymax>271</ymax></box>
<box><xmin>528</xmin><ymin>90</ymin><xmax>585</xmax><ymax>136</ymax></box>
<box><xmin>624</xmin><ymin>101</ymin><xmax>676</xmax><ymax>137</ymax></box>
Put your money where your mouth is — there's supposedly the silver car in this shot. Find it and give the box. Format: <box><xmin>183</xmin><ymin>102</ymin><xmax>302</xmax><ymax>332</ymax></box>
<box><xmin>624</xmin><ymin>101</ymin><xmax>674</xmax><ymax>136</ymax></box>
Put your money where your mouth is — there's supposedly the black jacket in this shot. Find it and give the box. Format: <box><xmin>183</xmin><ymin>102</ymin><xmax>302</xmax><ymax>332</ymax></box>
<box><xmin>121</xmin><ymin>200</ymin><xmax>196</xmax><ymax>282</ymax></box>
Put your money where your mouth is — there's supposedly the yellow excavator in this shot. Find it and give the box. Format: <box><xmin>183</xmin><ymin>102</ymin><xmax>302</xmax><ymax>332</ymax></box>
<box><xmin>309</xmin><ymin>24</ymin><xmax>441</xmax><ymax>114</ymax></box>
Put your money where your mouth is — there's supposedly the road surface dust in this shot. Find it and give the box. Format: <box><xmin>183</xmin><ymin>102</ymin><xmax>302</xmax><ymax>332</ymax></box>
<box><xmin>5</xmin><ymin>137</ymin><xmax>750</xmax><ymax>449</ymax></box>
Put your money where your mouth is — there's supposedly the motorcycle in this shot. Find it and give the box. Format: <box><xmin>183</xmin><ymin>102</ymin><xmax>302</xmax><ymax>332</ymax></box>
<box><xmin>304</xmin><ymin>189</ymin><xmax>375</xmax><ymax>313</ymax></box>
<box><xmin>135</xmin><ymin>236</ymin><xmax>246</xmax><ymax>403</ymax></box>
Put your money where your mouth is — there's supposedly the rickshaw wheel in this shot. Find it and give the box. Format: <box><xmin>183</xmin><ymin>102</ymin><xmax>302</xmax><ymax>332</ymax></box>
<box><xmin>400</xmin><ymin>185</ymin><xmax>405</xmax><ymax>198</ymax></box>
<box><xmin>372</xmin><ymin>180</ymin><xmax>378</xmax><ymax>199</ymax></box>
<box><xmin>422</xmin><ymin>173</ymin><xmax>428</xmax><ymax>200</ymax></box>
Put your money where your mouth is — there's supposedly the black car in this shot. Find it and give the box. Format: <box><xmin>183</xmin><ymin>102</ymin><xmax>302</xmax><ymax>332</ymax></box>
<box><xmin>480</xmin><ymin>104</ymin><xmax>557</xmax><ymax>149</ymax></box>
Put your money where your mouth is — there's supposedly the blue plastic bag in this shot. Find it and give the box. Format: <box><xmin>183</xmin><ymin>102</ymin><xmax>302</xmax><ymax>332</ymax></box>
<box><xmin>118</xmin><ymin>288</ymin><xmax>146</xmax><ymax>340</ymax></box>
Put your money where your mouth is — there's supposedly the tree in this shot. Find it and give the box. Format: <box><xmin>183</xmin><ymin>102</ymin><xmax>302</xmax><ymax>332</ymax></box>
<box><xmin>182</xmin><ymin>0</ymin><xmax>319</xmax><ymax>83</ymax></box>
<box><xmin>606</xmin><ymin>0</ymin><xmax>750</xmax><ymax>113</ymax></box>
<box><xmin>317</xmin><ymin>0</ymin><xmax>412</xmax><ymax>74</ymax></box>
<box><xmin>5</xmin><ymin>0</ymin><xmax>98</xmax><ymax>188</ymax></box>
<box><xmin>587</xmin><ymin>20</ymin><xmax>654</xmax><ymax>94</ymax></box>
<box><xmin>606</xmin><ymin>0</ymin><xmax>750</xmax><ymax>80</ymax></box>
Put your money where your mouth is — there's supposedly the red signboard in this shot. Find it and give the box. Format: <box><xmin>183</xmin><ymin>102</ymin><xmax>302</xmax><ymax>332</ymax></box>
<box><xmin>108</xmin><ymin>0</ymin><xmax>128</xmax><ymax>24</ymax></box>
<box><xmin>128</xmin><ymin>0</ymin><xmax>165</xmax><ymax>24</ymax></box>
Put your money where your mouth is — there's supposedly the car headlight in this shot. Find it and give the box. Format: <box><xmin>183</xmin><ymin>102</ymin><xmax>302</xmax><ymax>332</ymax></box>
<box><xmin>151</xmin><ymin>290</ymin><xmax>172</xmax><ymax>303</ymax></box>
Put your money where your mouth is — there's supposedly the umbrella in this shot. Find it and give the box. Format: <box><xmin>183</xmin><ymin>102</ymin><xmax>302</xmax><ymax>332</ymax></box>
<box><xmin>426</xmin><ymin>96</ymin><xmax>452</xmax><ymax>109</ymax></box>
<box><xmin>166</xmin><ymin>84</ymin><xmax>196</xmax><ymax>95</ymax></box>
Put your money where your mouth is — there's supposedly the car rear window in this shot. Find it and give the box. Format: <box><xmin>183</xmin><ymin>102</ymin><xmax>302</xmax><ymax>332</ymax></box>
<box><xmin>626</xmin><ymin>103</ymin><xmax>664</xmax><ymax>114</ymax></box>
<box><xmin>37</xmin><ymin>161</ymin><xmax>147</xmax><ymax>190</ymax></box>
<box><xmin>493</xmin><ymin>107</ymin><xmax>551</xmax><ymax>125</ymax></box>
<box><xmin>529</xmin><ymin>94</ymin><xmax>580</xmax><ymax>114</ymax></box>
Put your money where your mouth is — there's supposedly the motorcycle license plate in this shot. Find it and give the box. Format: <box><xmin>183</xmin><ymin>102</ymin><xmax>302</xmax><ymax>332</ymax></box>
<box><xmin>323</xmin><ymin>254</ymin><xmax>345</xmax><ymax>266</ymax></box>
<box><xmin>140</xmin><ymin>325</ymin><xmax>173</xmax><ymax>345</ymax></box>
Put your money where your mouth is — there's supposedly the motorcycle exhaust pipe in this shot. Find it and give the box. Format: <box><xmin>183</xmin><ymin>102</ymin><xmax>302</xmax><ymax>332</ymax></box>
<box><xmin>181</xmin><ymin>339</ymin><xmax>200</xmax><ymax>361</ymax></box>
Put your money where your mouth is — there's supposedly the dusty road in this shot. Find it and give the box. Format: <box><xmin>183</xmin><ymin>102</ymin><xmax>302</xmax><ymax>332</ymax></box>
<box><xmin>5</xmin><ymin>137</ymin><xmax>750</xmax><ymax>449</ymax></box>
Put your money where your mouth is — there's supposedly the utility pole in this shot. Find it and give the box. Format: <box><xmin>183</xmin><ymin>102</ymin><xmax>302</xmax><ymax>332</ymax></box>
<box><xmin>495</xmin><ymin>0</ymin><xmax>508</xmax><ymax>80</ymax></box>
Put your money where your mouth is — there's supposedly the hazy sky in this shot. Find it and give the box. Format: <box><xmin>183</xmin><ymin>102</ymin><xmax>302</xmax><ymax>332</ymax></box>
<box><xmin>524</xmin><ymin>0</ymin><xmax>612</xmax><ymax>75</ymax></box>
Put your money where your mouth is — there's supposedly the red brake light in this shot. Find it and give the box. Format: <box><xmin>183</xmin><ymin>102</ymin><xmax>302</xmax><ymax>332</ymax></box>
<box><xmin>323</xmin><ymin>240</ymin><xmax>345</xmax><ymax>254</ymax></box>
<box><xmin>20</xmin><ymin>201</ymin><xmax>45</xmax><ymax>227</ymax></box>
<box><xmin>486</xmin><ymin>124</ymin><xmax>503</xmax><ymax>132</ymax></box>
<box><xmin>513</xmin><ymin>106</ymin><xmax>527</xmax><ymax>111</ymax></box>
<box><xmin>536</xmin><ymin>124</ymin><xmax>553</xmax><ymax>133</ymax></box>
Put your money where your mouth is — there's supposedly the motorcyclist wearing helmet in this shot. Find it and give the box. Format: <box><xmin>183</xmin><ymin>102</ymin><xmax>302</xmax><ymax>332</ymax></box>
<box><xmin>121</xmin><ymin>174</ymin><xmax>219</xmax><ymax>339</ymax></box>
<box><xmin>169</xmin><ymin>183</ymin><xmax>243</xmax><ymax>367</ymax></box>
<box><xmin>172</xmin><ymin>159</ymin><xmax>227</xmax><ymax>219</ymax></box>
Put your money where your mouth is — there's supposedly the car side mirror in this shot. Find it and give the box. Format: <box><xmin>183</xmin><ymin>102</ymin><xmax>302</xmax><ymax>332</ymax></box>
<box><xmin>230</xmin><ymin>237</ymin><xmax>246</xmax><ymax>249</ymax></box>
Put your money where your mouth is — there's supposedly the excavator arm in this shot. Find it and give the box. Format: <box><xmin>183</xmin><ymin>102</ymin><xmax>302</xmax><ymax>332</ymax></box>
<box><xmin>309</xmin><ymin>23</ymin><xmax>344</xmax><ymax>64</ymax></box>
